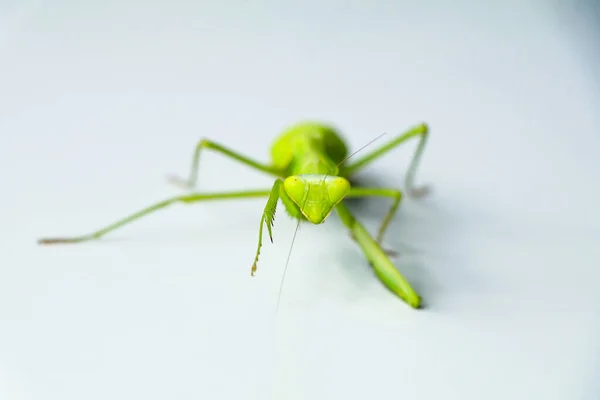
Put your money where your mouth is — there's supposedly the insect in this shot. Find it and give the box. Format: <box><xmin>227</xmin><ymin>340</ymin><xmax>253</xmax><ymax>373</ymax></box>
<box><xmin>38</xmin><ymin>121</ymin><xmax>429</xmax><ymax>309</ymax></box>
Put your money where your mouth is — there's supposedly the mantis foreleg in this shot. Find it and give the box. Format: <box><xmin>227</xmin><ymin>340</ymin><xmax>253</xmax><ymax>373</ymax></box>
<box><xmin>38</xmin><ymin>190</ymin><xmax>271</xmax><ymax>244</ymax></box>
<box><xmin>169</xmin><ymin>139</ymin><xmax>284</xmax><ymax>189</ymax></box>
<box><xmin>343</xmin><ymin>123</ymin><xmax>429</xmax><ymax>197</ymax></box>
<box><xmin>251</xmin><ymin>179</ymin><xmax>302</xmax><ymax>276</ymax></box>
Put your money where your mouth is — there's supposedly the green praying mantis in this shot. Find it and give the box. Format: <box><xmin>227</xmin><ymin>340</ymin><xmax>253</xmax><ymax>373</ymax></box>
<box><xmin>38</xmin><ymin>121</ymin><xmax>429</xmax><ymax>309</ymax></box>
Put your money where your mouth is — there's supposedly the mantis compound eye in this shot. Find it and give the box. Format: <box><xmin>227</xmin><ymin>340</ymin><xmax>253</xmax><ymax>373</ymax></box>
<box><xmin>283</xmin><ymin>176</ymin><xmax>307</xmax><ymax>204</ymax></box>
<box><xmin>327</xmin><ymin>177</ymin><xmax>350</xmax><ymax>205</ymax></box>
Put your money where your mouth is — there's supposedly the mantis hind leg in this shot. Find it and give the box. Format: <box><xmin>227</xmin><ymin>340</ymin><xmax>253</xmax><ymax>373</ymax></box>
<box><xmin>343</xmin><ymin>123</ymin><xmax>429</xmax><ymax>197</ymax></box>
<box><xmin>38</xmin><ymin>189</ymin><xmax>271</xmax><ymax>244</ymax></box>
<box><xmin>345</xmin><ymin>187</ymin><xmax>403</xmax><ymax>255</ymax></box>
<box><xmin>169</xmin><ymin>138</ymin><xmax>284</xmax><ymax>189</ymax></box>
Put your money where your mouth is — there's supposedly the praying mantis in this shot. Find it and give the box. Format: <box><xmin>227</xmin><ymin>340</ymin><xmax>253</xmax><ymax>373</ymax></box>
<box><xmin>38</xmin><ymin>121</ymin><xmax>429</xmax><ymax>309</ymax></box>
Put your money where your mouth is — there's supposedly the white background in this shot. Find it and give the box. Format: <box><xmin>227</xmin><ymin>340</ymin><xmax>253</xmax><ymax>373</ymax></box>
<box><xmin>1</xmin><ymin>1</ymin><xmax>599</xmax><ymax>399</ymax></box>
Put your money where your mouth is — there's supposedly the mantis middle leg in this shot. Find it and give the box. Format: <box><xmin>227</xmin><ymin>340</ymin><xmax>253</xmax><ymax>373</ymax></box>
<box><xmin>169</xmin><ymin>139</ymin><xmax>285</xmax><ymax>189</ymax></box>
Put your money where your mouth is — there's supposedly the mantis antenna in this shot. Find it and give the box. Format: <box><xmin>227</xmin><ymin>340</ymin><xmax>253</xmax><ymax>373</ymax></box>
<box><xmin>275</xmin><ymin>131</ymin><xmax>389</xmax><ymax>313</ymax></box>
<box><xmin>334</xmin><ymin>132</ymin><xmax>388</xmax><ymax>172</ymax></box>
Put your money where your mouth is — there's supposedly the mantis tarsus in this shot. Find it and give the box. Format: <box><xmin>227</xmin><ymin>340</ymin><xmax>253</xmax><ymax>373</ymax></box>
<box><xmin>39</xmin><ymin>121</ymin><xmax>429</xmax><ymax>309</ymax></box>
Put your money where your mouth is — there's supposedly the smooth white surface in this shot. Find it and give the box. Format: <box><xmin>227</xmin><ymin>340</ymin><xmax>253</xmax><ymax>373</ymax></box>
<box><xmin>1</xmin><ymin>1</ymin><xmax>599</xmax><ymax>399</ymax></box>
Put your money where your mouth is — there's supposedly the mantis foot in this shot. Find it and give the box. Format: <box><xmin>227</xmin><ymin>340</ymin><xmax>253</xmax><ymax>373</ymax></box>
<box><xmin>407</xmin><ymin>185</ymin><xmax>431</xmax><ymax>199</ymax></box>
<box><xmin>166</xmin><ymin>175</ymin><xmax>195</xmax><ymax>190</ymax></box>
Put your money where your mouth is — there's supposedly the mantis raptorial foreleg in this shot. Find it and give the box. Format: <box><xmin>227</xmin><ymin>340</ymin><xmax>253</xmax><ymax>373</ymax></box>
<box><xmin>37</xmin><ymin>190</ymin><xmax>271</xmax><ymax>244</ymax></box>
<box><xmin>251</xmin><ymin>179</ymin><xmax>301</xmax><ymax>276</ymax></box>
<box><xmin>343</xmin><ymin>123</ymin><xmax>429</xmax><ymax>197</ymax></box>
<box><xmin>169</xmin><ymin>139</ymin><xmax>284</xmax><ymax>189</ymax></box>
<box><xmin>251</xmin><ymin>180</ymin><xmax>282</xmax><ymax>276</ymax></box>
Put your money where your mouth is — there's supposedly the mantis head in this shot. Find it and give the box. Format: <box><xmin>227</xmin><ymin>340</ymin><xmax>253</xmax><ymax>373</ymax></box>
<box><xmin>283</xmin><ymin>174</ymin><xmax>350</xmax><ymax>224</ymax></box>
